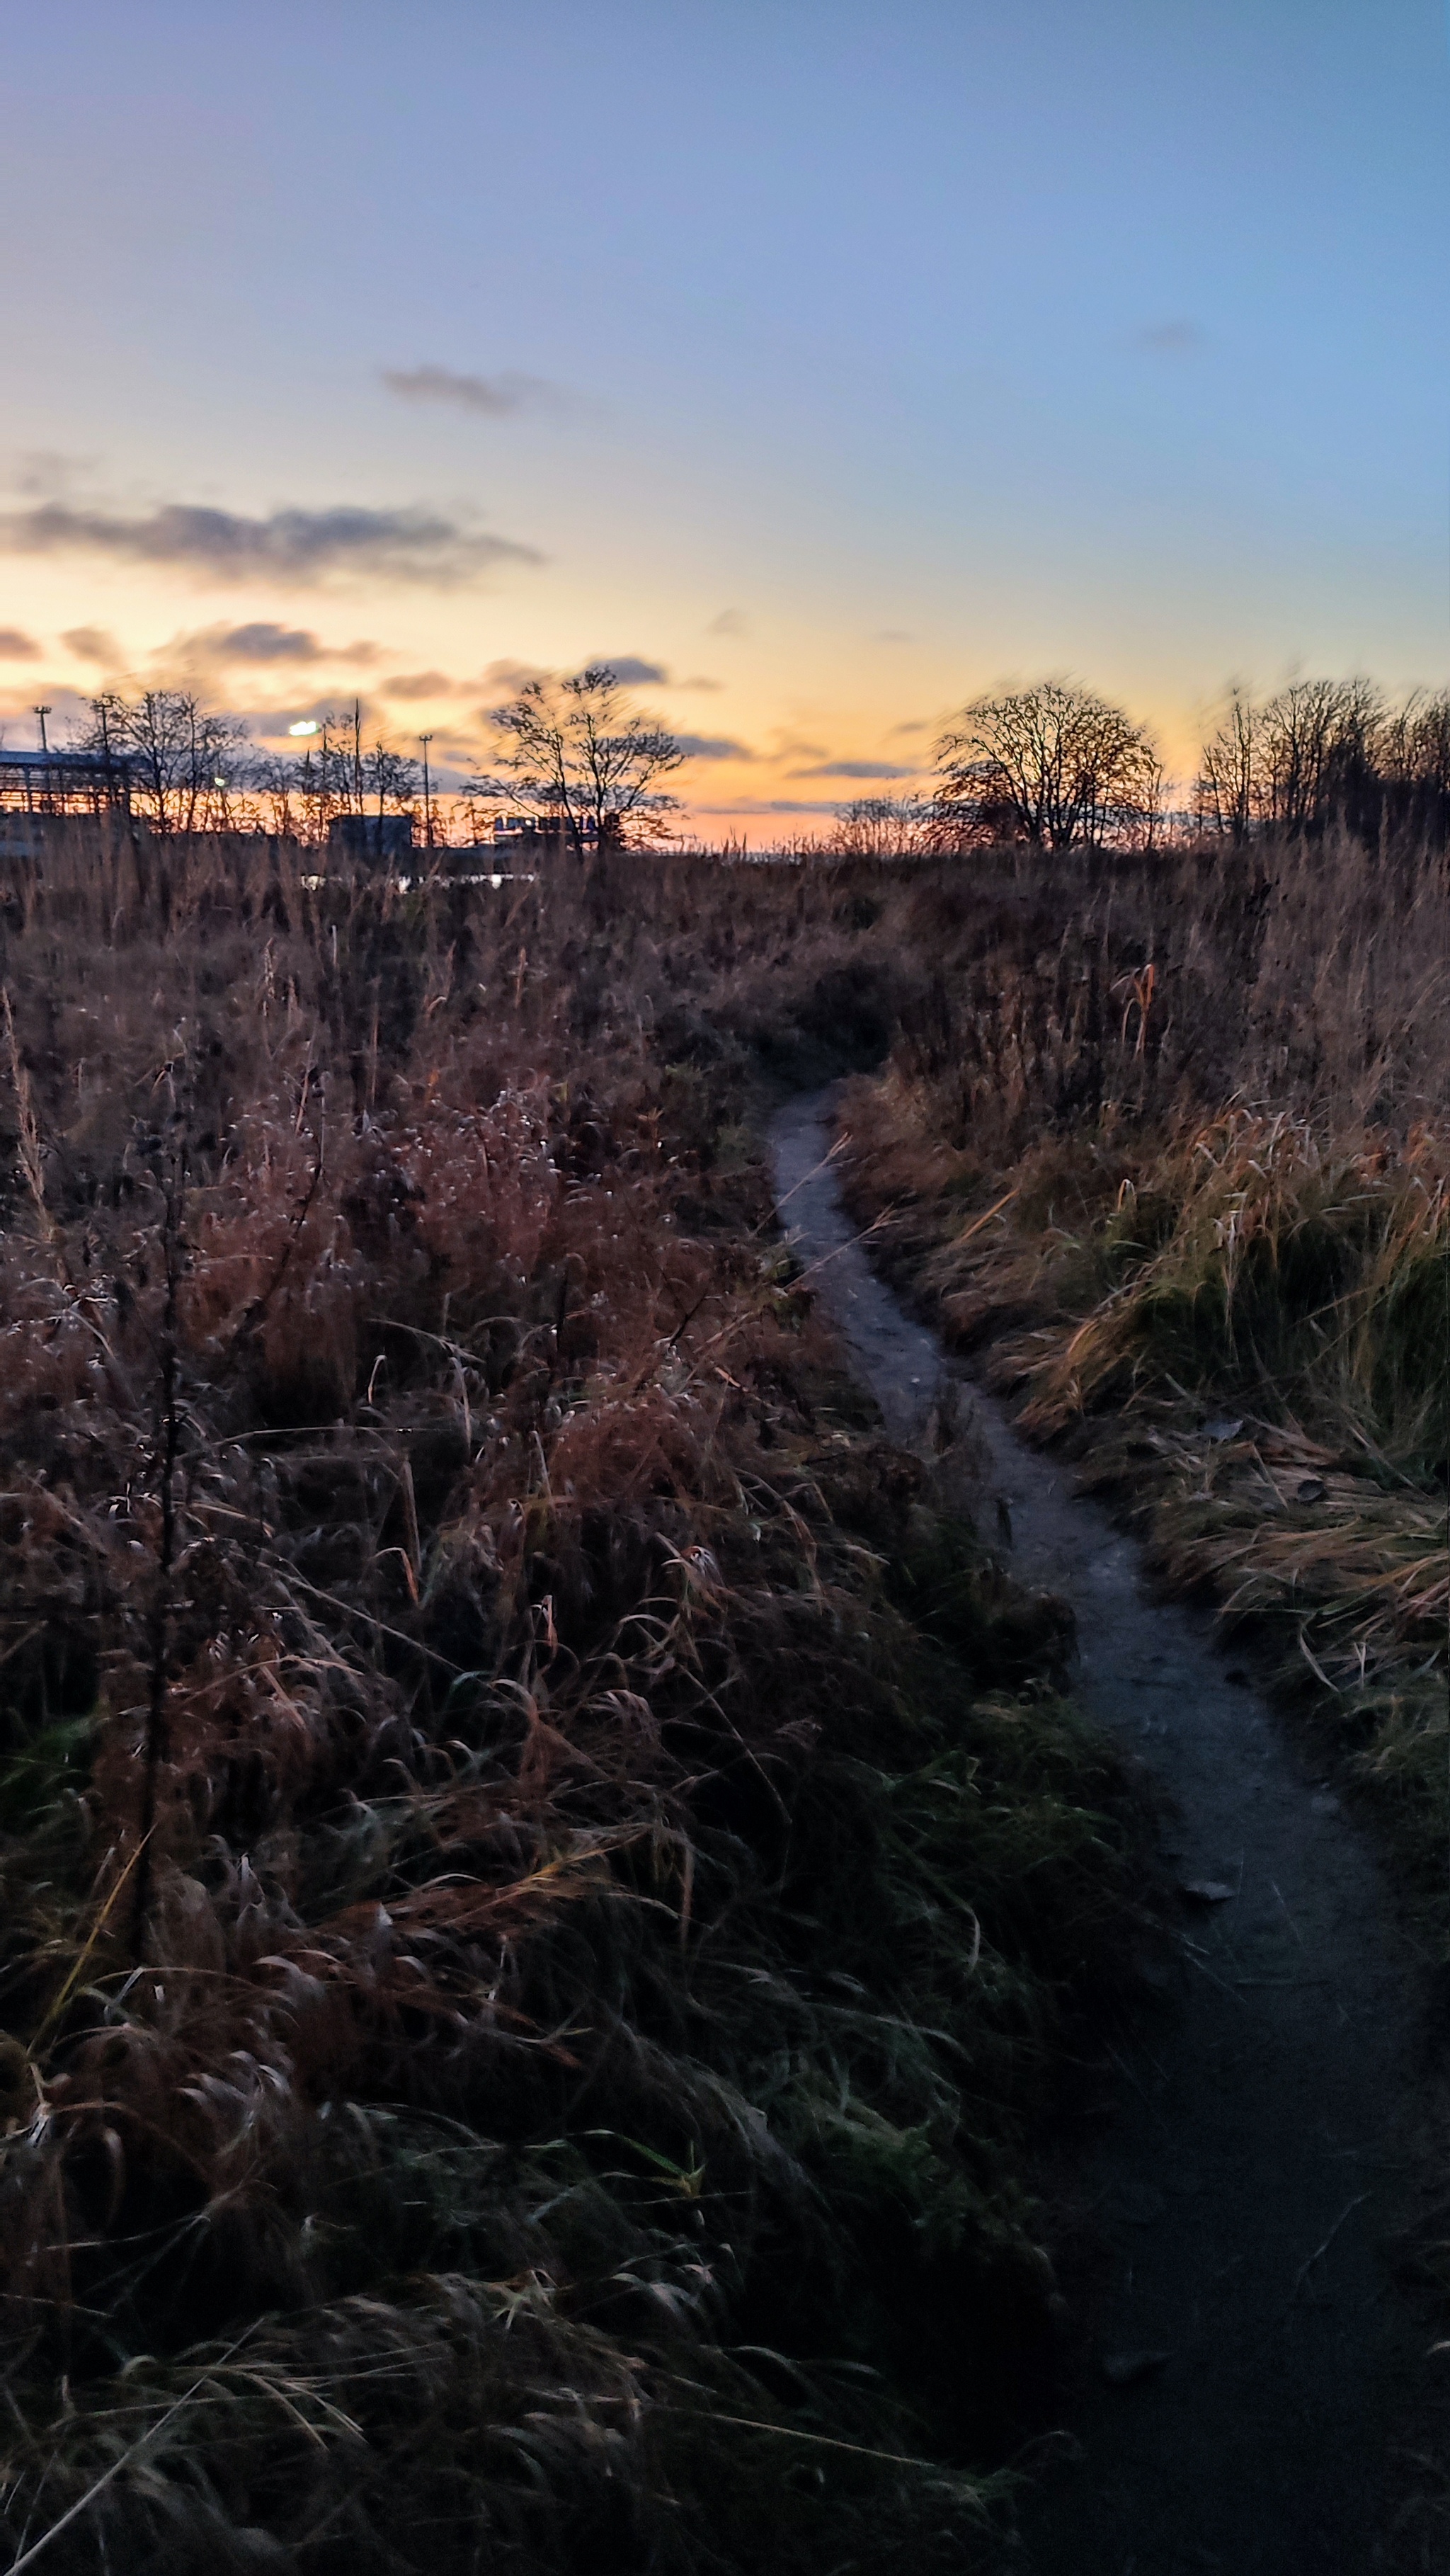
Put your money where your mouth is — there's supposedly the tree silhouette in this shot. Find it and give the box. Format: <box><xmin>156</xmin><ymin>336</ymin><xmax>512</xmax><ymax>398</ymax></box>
<box><xmin>934</xmin><ymin>680</ymin><xmax>1159</xmax><ymax>850</ymax></box>
<box><xmin>472</xmin><ymin>666</ymin><xmax>683</xmax><ymax>850</ymax></box>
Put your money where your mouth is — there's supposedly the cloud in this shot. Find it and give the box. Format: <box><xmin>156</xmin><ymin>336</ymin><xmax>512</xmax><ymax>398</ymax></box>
<box><xmin>159</xmin><ymin>620</ymin><xmax>383</xmax><ymax>668</ymax></box>
<box><xmin>243</xmin><ymin>696</ymin><xmax>382</xmax><ymax>741</ymax></box>
<box><xmin>707</xmin><ymin>608</ymin><xmax>749</xmax><ymax>637</ymax></box>
<box><xmin>1135</xmin><ymin>319</ymin><xmax>1204</xmax><ymax>353</ymax></box>
<box><xmin>11</xmin><ymin>450</ymin><xmax>97</xmax><ymax>499</ymax></box>
<box><xmin>888</xmin><ymin>717</ymin><xmax>931</xmax><ymax>736</ymax></box>
<box><xmin>1</xmin><ymin>685</ymin><xmax>88</xmax><ymax>735</ymax></box>
<box><xmin>382</xmin><ymin>671</ymin><xmax>459</xmax><ymax>701</ymax></box>
<box><xmin>0</xmin><ymin>500</ymin><xmax>541</xmax><ymax>587</ymax></box>
<box><xmin>382</xmin><ymin>365</ymin><xmax>564</xmax><ymax>416</ymax></box>
<box><xmin>874</xmin><ymin>629</ymin><xmax>913</xmax><ymax>644</ymax></box>
<box><xmin>588</xmin><ymin>655</ymin><xmax>668</xmax><ymax>686</ymax></box>
<box><xmin>476</xmin><ymin>657</ymin><xmax>551</xmax><ymax>701</ymax></box>
<box><xmin>387</xmin><ymin>666</ymin><xmax>558</xmax><ymax>705</ymax></box>
<box><xmin>409</xmin><ymin>727</ymin><xmax>480</xmax><ymax>766</ymax></box>
<box><xmin>413</xmin><ymin>656</ymin><xmax>728</xmax><ymax>712</ymax></box>
<box><xmin>586</xmin><ymin>655</ymin><xmax>722</xmax><ymax>692</ymax></box>
<box><xmin>791</xmin><ymin>759</ymin><xmax>914</xmax><ymax>780</ymax></box>
<box><xmin>0</xmin><ymin>627</ymin><xmax>38</xmax><ymax>660</ymax></box>
<box><xmin>694</xmin><ymin>797</ymin><xmax>842</xmax><ymax>816</ymax></box>
<box><xmin>62</xmin><ymin>625</ymin><xmax>124</xmax><ymax>667</ymax></box>
<box><xmin>673</xmin><ymin>734</ymin><xmax>755</xmax><ymax>762</ymax></box>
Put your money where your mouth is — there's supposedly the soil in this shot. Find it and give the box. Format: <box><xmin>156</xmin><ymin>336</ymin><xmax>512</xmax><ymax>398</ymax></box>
<box><xmin>769</xmin><ymin>1085</ymin><xmax>1436</xmax><ymax>2576</ymax></box>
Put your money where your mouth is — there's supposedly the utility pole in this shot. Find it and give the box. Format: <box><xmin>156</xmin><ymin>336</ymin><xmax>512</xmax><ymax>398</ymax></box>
<box><xmin>418</xmin><ymin>734</ymin><xmax>433</xmax><ymax>848</ymax></box>
<box><xmin>33</xmin><ymin>705</ymin><xmax>52</xmax><ymax>753</ymax></box>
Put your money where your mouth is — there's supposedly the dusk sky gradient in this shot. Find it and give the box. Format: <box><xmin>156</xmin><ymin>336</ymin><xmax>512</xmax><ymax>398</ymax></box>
<box><xmin>1</xmin><ymin>0</ymin><xmax>1444</xmax><ymax>830</ymax></box>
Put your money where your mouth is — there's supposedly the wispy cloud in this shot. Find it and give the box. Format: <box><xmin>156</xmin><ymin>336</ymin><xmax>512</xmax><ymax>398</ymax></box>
<box><xmin>382</xmin><ymin>670</ymin><xmax>459</xmax><ymax>701</ymax></box>
<box><xmin>62</xmin><ymin>625</ymin><xmax>124</xmax><ymax>667</ymax></box>
<box><xmin>12</xmin><ymin>451</ymin><xmax>98</xmax><ymax>500</ymax></box>
<box><xmin>168</xmin><ymin>620</ymin><xmax>382</xmax><ymax>666</ymax></box>
<box><xmin>707</xmin><ymin>608</ymin><xmax>749</xmax><ymax>638</ymax></box>
<box><xmin>584</xmin><ymin>654</ymin><xmax>668</xmax><ymax>685</ymax></box>
<box><xmin>477</xmin><ymin>657</ymin><xmax>551</xmax><ymax>700</ymax></box>
<box><xmin>0</xmin><ymin>627</ymin><xmax>39</xmax><ymax>660</ymax></box>
<box><xmin>583</xmin><ymin>656</ymin><xmax>721</xmax><ymax>692</ymax></box>
<box><xmin>1135</xmin><ymin>319</ymin><xmax>1204</xmax><ymax>353</ymax></box>
<box><xmin>0</xmin><ymin>501</ymin><xmax>541</xmax><ymax>587</ymax></box>
<box><xmin>674</xmin><ymin>734</ymin><xmax>755</xmax><ymax>762</ymax></box>
<box><xmin>385</xmin><ymin>668</ymin><xmax>538</xmax><ymax>706</ymax></box>
<box><xmin>696</xmin><ymin>797</ymin><xmax>843</xmax><ymax>816</ymax></box>
<box><xmin>382</xmin><ymin>364</ymin><xmax>565</xmax><ymax>415</ymax></box>
<box><xmin>791</xmin><ymin>758</ymin><xmax>914</xmax><ymax>780</ymax></box>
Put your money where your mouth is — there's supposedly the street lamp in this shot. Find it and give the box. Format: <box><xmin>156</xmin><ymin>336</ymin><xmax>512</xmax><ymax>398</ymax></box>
<box><xmin>418</xmin><ymin>734</ymin><xmax>433</xmax><ymax>848</ymax></box>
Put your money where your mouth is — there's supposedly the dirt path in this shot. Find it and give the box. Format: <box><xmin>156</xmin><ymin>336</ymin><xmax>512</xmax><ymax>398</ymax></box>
<box><xmin>770</xmin><ymin>1087</ymin><xmax>1432</xmax><ymax>2576</ymax></box>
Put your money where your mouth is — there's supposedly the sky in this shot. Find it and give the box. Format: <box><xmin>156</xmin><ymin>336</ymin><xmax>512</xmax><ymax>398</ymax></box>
<box><xmin>0</xmin><ymin>0</ymin><xmax>1444</xmax><ymax>836</ymax></box>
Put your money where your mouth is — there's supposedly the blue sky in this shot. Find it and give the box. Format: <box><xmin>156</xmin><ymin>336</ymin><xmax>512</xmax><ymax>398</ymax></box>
<box><xmin>0</xmin><ymin>0</ymin><xmax>1444</xmax><ymax>826</ymax></box>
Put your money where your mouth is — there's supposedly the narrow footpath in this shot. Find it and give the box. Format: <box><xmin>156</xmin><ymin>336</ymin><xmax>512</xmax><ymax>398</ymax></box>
<box><xmin>770</xmin><ymin>1086</ymin><xmax>1432</xmax><ymax>2576</ymax></box>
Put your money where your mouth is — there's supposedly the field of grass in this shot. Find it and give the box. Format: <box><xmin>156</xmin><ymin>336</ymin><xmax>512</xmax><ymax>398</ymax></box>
<box><xmin>0</xmin><ymin>827</ymin><xmax>1150</xmax><ymax>2574</ymax></box>
<box><xmin>830</xmin><ymin>823</ymin><xmax>1449</xmax><ymax>1907</ymax></box>
<box><xmin>1</xmin><ymin>811</ymin><xmax>1444</xmax><ymax>2570</ymax></box>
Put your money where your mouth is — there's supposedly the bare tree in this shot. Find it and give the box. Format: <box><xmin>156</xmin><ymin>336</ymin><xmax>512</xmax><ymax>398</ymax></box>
<box><xmin>363</xmin><ymin>740</ymin><xmax>421</xmax><ymax>853</ymax></box>
<box><xmin>248</xmin><ymin>748</ymin><xmax>304</xmax><ymax>839</ymax></box>
<box><xmin>470</xmin><ymin>666</ymin><xmax>683</xmax><ymax>851</ymax></box>
<box><xmin>236</xmin><ymin>718</ymin><xmax>422</xmax><ymax>850</ymax></box>
<box><xmin>1381</xmin><ymin>689</ymin><xmax>1450</xmax><ymax>837</ymax></box>
<box><xmin>249</xmin><ymin>737</ymin><xmax>340</xmax><ymax>845</ymax></box>
<box><xmin>826</xmin><ymin>795</ymin><xmax>935</xmax><ymax>858</ymax></box>
<box><xmin>1195</xmin><ymin>687</ymin><xmax>1260</xmax><ymax>843</ymax></box>
<box><xmin>1258</xmin><ymin>678</ymin><xmax>1384</xmax><ymax>835</ymax></box>
<box><xmin>933</xmin><ymin>680</ymin><xmax>1159</xmax><ymax>850</ymax></box>
<box><xmin>1192</xmin><ymin>677</ymin><xmax>1444</xmax><ymax>842</ymax></box>
<box><xmin>75</xmin><ymin>690</ymin><xmax>248</xmax><ymax>833</ymax></box>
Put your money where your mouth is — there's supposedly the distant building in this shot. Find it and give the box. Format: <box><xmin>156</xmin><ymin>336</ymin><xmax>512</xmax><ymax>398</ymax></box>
<box><xmin>0</xmin><ymin>747</ymin><xmax>135</xmax><ymax>818</ymax></box>
<box><xmin>489</xmin><ymin>811</ymin><xmax>598</xmax><ymax>845</ymax></box>
<box><xmin>327</xmin><ymin>812</ymin><xmax>416</xmax><ymax>863</ymax></box>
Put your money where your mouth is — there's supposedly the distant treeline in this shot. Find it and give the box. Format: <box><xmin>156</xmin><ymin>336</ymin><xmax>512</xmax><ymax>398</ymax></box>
<box><xmin>45</xmin><ymin>669</ymin><xmax>1450</xmax><ymax>853</ymax></box>
<box><xmin>833</xmin><ymin>677</ymin><xmax>1450</xmax><ymax>857</ymax></box>
<box><xmin>1192</xmin><ymin>678</ymin><xmax>1449</xmax><ymax>843</ymax></box>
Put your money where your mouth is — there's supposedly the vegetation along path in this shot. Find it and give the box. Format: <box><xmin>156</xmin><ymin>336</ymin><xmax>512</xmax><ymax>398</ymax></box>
<box><xmin>770</xmin><ymin>1084</ymin><xmax>1431</xmax><ymax>2576</ymax></box>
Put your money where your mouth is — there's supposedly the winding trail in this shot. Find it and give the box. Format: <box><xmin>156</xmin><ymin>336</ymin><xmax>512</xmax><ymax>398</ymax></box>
<box><xmin>770</xmin><ymin>1087</ymin><xmax>1430</xmax><ymax>2576</ymax></box>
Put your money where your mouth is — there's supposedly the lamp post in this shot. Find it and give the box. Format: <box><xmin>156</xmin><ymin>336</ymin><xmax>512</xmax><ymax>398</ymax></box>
<box><xmin>32</xmin><ymin>705</ymin><xmax>53</xmax><ymax>814</ymax></box>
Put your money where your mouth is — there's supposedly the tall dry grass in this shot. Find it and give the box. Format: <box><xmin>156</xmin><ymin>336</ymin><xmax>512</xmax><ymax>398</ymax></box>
<box><xmin>0</xmin><ymin>822</ymin><xmax>1143</xmax><ymax>2572</ymax></box>
<box><xmin>832</xmin><ymin>819</ymin><xmax>1449</xmax><ymax>1900</ymax></box>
